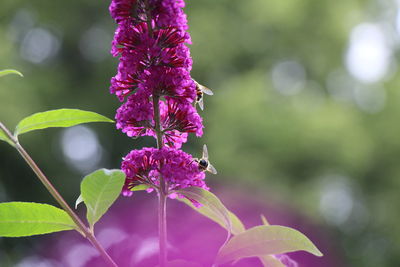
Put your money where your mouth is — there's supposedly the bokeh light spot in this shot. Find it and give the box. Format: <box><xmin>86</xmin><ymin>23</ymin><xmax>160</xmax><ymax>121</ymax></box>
<box><xmin>64</xmin><ymin>244</ymin><xmax>97</xmax><ymax>267</ymax></box>
<box><xmin>271</xmin><ymin>60</ymin><xmax>306</xmax><ymax>95</ymax></box>
<box><xmin>16</xmin><ymin>256</ymin><xmax>61</xmax><ymax>267</ymax></box>
<box><xmin>20</xmin><ymin>27</ymin><xmax>60</xmax><ymax>64</ymax></box>
<box><xmin>319</xmin><ymin>175</ymin><xmax>354</xmax><ymax>226</ymax></box>
<box><xmin>60</xmin><ymin>125</ymin><xmax>102</xmax><ymax>173</ymax></box>
<box><xmin>345</xmin><ymin>23</ymin><xmax>392</xmax><ymax>83</ymax></box>
<box><xmin>97</xmin><ymin>228</ymin><xmax>127</xmax><ymax>249</ymax></box>
<box><xmin>79</xmin><ymin>25</ymin><xmax>112</xmax><ymax>62</ymax></box>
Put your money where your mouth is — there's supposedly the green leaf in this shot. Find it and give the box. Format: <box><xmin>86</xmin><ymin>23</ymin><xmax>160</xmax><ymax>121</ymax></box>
<box><xmin>131</xmin><ymin>184</ymin><xmax>150</xmax><ymax>191</ymax></box>
<box><xmin>81</xmin><ymin>169</ymin><xmax>125</xmax><ymax>228</ymax></box>
<box><xmin>215</xmin><ymin>225</ymin><xmax>323</xmax><ymax>265</ymax></box>
<box><xmin>257</xmin><ymin>216</ymin><xmax>283</xmax><ymax>267</ymax></box>
<box><xmin>0</xmin><ymin>69</ymin><xmax>23</xmax><ymax>78</ymax></box>
<box><xmin>0</xmin><ymin>202</ymin><xmax>76</xmax><ymax>237</ymax></box>
<box><xmin>156</xmin><ymin>260</ymin><xmax>202</xmax><ymax>267</ymax></box>
<box><xmin>14</xmin><ymin>109</ymin><xmax>114</xmax><ymax>136</ymax></box>
<box><xmin>228</xmin><ymin>210</ymin><xmax>246</xmax><ymax>235</ymax></box>
<box><xmin>0</xmin><ymin>128</ymin><xmax>14</xmax><ymax>146</ymax></box>
<box><xmin>178</xmin><ymin>197</ymin><xmax>245</xmax><ymax>235</ymax></box>
<box><xmin>259</xmin><ymin>255</ymin><xmax>285</xmax><ymax>267</ymax></box>
<box><xmin>176</xmin><ymin>187</ymin><xmax>233</xmax><ymax>235</ymax></box>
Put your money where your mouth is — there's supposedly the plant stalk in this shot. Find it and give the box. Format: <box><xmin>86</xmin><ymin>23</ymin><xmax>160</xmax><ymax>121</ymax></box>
<box><xmin>145</xmin><ymin>1</ymin><xmax>167</xmax><ymax>264</ymax></box>
<box><xmin>152</xmin><ymin>95</ymin><xmax>168</xmax><ymax>267</ymax></box>
<box><xmin>144</xmin><ymin>0</ymin><xmax>153</xmax><ymax>36</ymax></box>
<box><xmin>0</xmin><ymin>122</ymin><xmax>118</xmax><ymax>267</ymax></box>
<box><xmin>158</xmin><ymin>189</ymin><xmax>167</xmax><ymax>267</ymax></box>
<box><xmin>145</xmin><ymin>0</ymin><xmax>168</xmax><ymax>264</ymax></box>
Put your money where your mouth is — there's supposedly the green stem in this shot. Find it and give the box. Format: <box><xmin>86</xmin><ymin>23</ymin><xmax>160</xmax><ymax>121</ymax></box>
<box><xmin>158</xmin><ymin>189</ymin><xmax>167</xmax><ymax>267</ymax></box>
<box><xmin>0</xmin><ymin>122</ymin><xmax>118</xmax><ymax>267</ymax></box>
<box><xmin>144</xmin><ymin>0</ymin><xmax>153</xmax><ymax>36</ymax></box>
<box><xmin>144</xmin><ymin>2</ymin><xmax>167</xmax><ymax>264</ymax></box>
<box><xmin>152</xmin><ymin>95</ymin><xmax>164</xmax><ymax>149</ymax></box>
<box><xmin>152</xmin><ymin>95</ymin><xmax>168</xmax><ymax>267</ymax></box>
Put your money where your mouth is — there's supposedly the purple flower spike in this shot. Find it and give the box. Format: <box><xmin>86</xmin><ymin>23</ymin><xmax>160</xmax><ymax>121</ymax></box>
<box><xmin>110</xmin><ymin>0</ymin><xmax>210</xmax><ymax>195</ymax></box>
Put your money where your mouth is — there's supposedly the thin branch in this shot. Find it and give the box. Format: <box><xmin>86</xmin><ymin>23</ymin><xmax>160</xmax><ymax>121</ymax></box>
<box><xmin>0</xmin><ymin>122</ymin><xmax>118</xmax><ymax>267</ymax></box>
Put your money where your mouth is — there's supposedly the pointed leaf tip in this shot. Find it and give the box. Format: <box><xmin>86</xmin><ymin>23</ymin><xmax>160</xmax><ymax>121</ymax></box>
<box><xmin>75</xmin><ymin>194</ymin><xmax>83</xmax><ymax>209</ymax></box>
<box><xmin>0</xmin><ymin>69</ymin><xmax>23</xmax><ymax>78</ymax></box>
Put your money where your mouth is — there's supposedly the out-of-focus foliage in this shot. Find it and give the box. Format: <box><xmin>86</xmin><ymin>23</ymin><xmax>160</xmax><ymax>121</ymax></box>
<box><xmin>1</xmin><ymin>0</ymin><xmax>400</xmax><ymax>266</ymax></box>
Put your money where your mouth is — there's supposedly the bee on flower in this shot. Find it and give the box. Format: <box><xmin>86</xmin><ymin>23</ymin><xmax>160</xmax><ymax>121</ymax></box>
<box><xmin>194</xmin><ymin>144</ymin><xmax>217</xmax><ymax>174</ymax></box>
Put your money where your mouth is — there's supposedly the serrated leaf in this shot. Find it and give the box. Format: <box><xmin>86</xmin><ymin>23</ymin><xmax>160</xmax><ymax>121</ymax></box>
<box><xmin>0</xmin><ymin>128</ymin><xmax>14</xmax><ymax>146</ymax></box>
<box><xmin>259</xmin><ymin>255</ymin><xmax>285</xmax><ymax>267</ymax></box>
<box><xmin>216</xmin><ymin>225</ymin><xmax>323</xmax><ymax>265</ymax></box>
<box><xmin>14</xmin><ymin>109</ymin><xmax>113</xmax><ymax>136</ymax></box>
<box><xmin>75</xmin><ymin>194</ymin><xmax>83</xmax><ymax>209</ymax></box>
<box><xmin>176</xmin><ymin>187</ymin><xmax>233</xmax><ymax>235</ymax></box>
<box><xmin>81</xmin><ymin>169</ymin><xmax>125</xmax><ymax>227</ymax></box>
<box><xmin>156</xmin><ymin>259</ymin><xmax>202</xmax><ymax>267</ymax></box>
<box><xmin>0</xmin><ymin>202</ymin><xmax>76</xmax><ymax>237</ymax></box>
<box><xmin>0</xmin><ymin>69</ymin><xmax>23</xmax><ymax>78</ymax></box>
<box><xmin>178</xmin><ymin>197</ymin><xmax>245</xmax><ymax>235</ymax></box>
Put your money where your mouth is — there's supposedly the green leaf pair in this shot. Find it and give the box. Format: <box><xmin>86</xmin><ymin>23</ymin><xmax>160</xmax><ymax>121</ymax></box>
<box><xmin>0</xmin><ymin>83</ymin><xmax>123</xmax><ymax>239</ymax></box>
<box><xmin>0</xmin><ymin>169</ymin><xmax>125</xmax><ymax>238</ymax></box>
<box><xmin>177</xmin><ymin>187</ymin><xmax>323</xmax><ymax>266</ymax></box>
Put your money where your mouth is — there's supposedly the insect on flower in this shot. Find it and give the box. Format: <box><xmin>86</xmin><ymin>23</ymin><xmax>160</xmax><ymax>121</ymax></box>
<box><xmin>194</xmin><ymin>80</ymin><xmax>213</xmax><ymax>110</ymax></box>
<box><xmin>194</xmin><ymin>144</ymin><xmax>217</xmax><ymax>174</ymax></box>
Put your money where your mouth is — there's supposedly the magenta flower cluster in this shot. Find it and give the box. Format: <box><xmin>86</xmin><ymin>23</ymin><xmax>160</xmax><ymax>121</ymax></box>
<box><xmin>121</xmin><ymin>147</ymin><xmax>206</xmax><ymax>197</ymax></box>
<box><xmin>109</xmin><ymin>0</ymin><xmax>207</xmax><ymax>196</ymax></box>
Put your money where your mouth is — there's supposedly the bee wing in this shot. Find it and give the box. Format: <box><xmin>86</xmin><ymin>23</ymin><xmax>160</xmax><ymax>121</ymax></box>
<box><xmin>198</xmin><ymin>97</ymin><xmax>204</xmax><ymax>110</ymax></box>
<box><xmin>207</xmin><ymin>163</ymin><xmax>218</xmax><ymax>174</ymax></box>
<box><xmin>194</xmin><ymin>79</ymin><xmax>214</xmax><ymax>95</ymax></box>
<box><xmin>200</xmin><ymin>85</ymin><xmax>214</xmax><ymax>96</ymax></box>
<box><xmin>202</xmin><ymin>144</ymin><xmax>209</xmax><ymax>159</ymax></box>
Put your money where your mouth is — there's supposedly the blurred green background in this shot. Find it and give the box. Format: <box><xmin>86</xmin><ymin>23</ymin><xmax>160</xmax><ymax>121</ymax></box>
<box><xmin>1</xmin><ymin>0</ymin><xmax>400</xmax><ymax>266</ymax></box>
